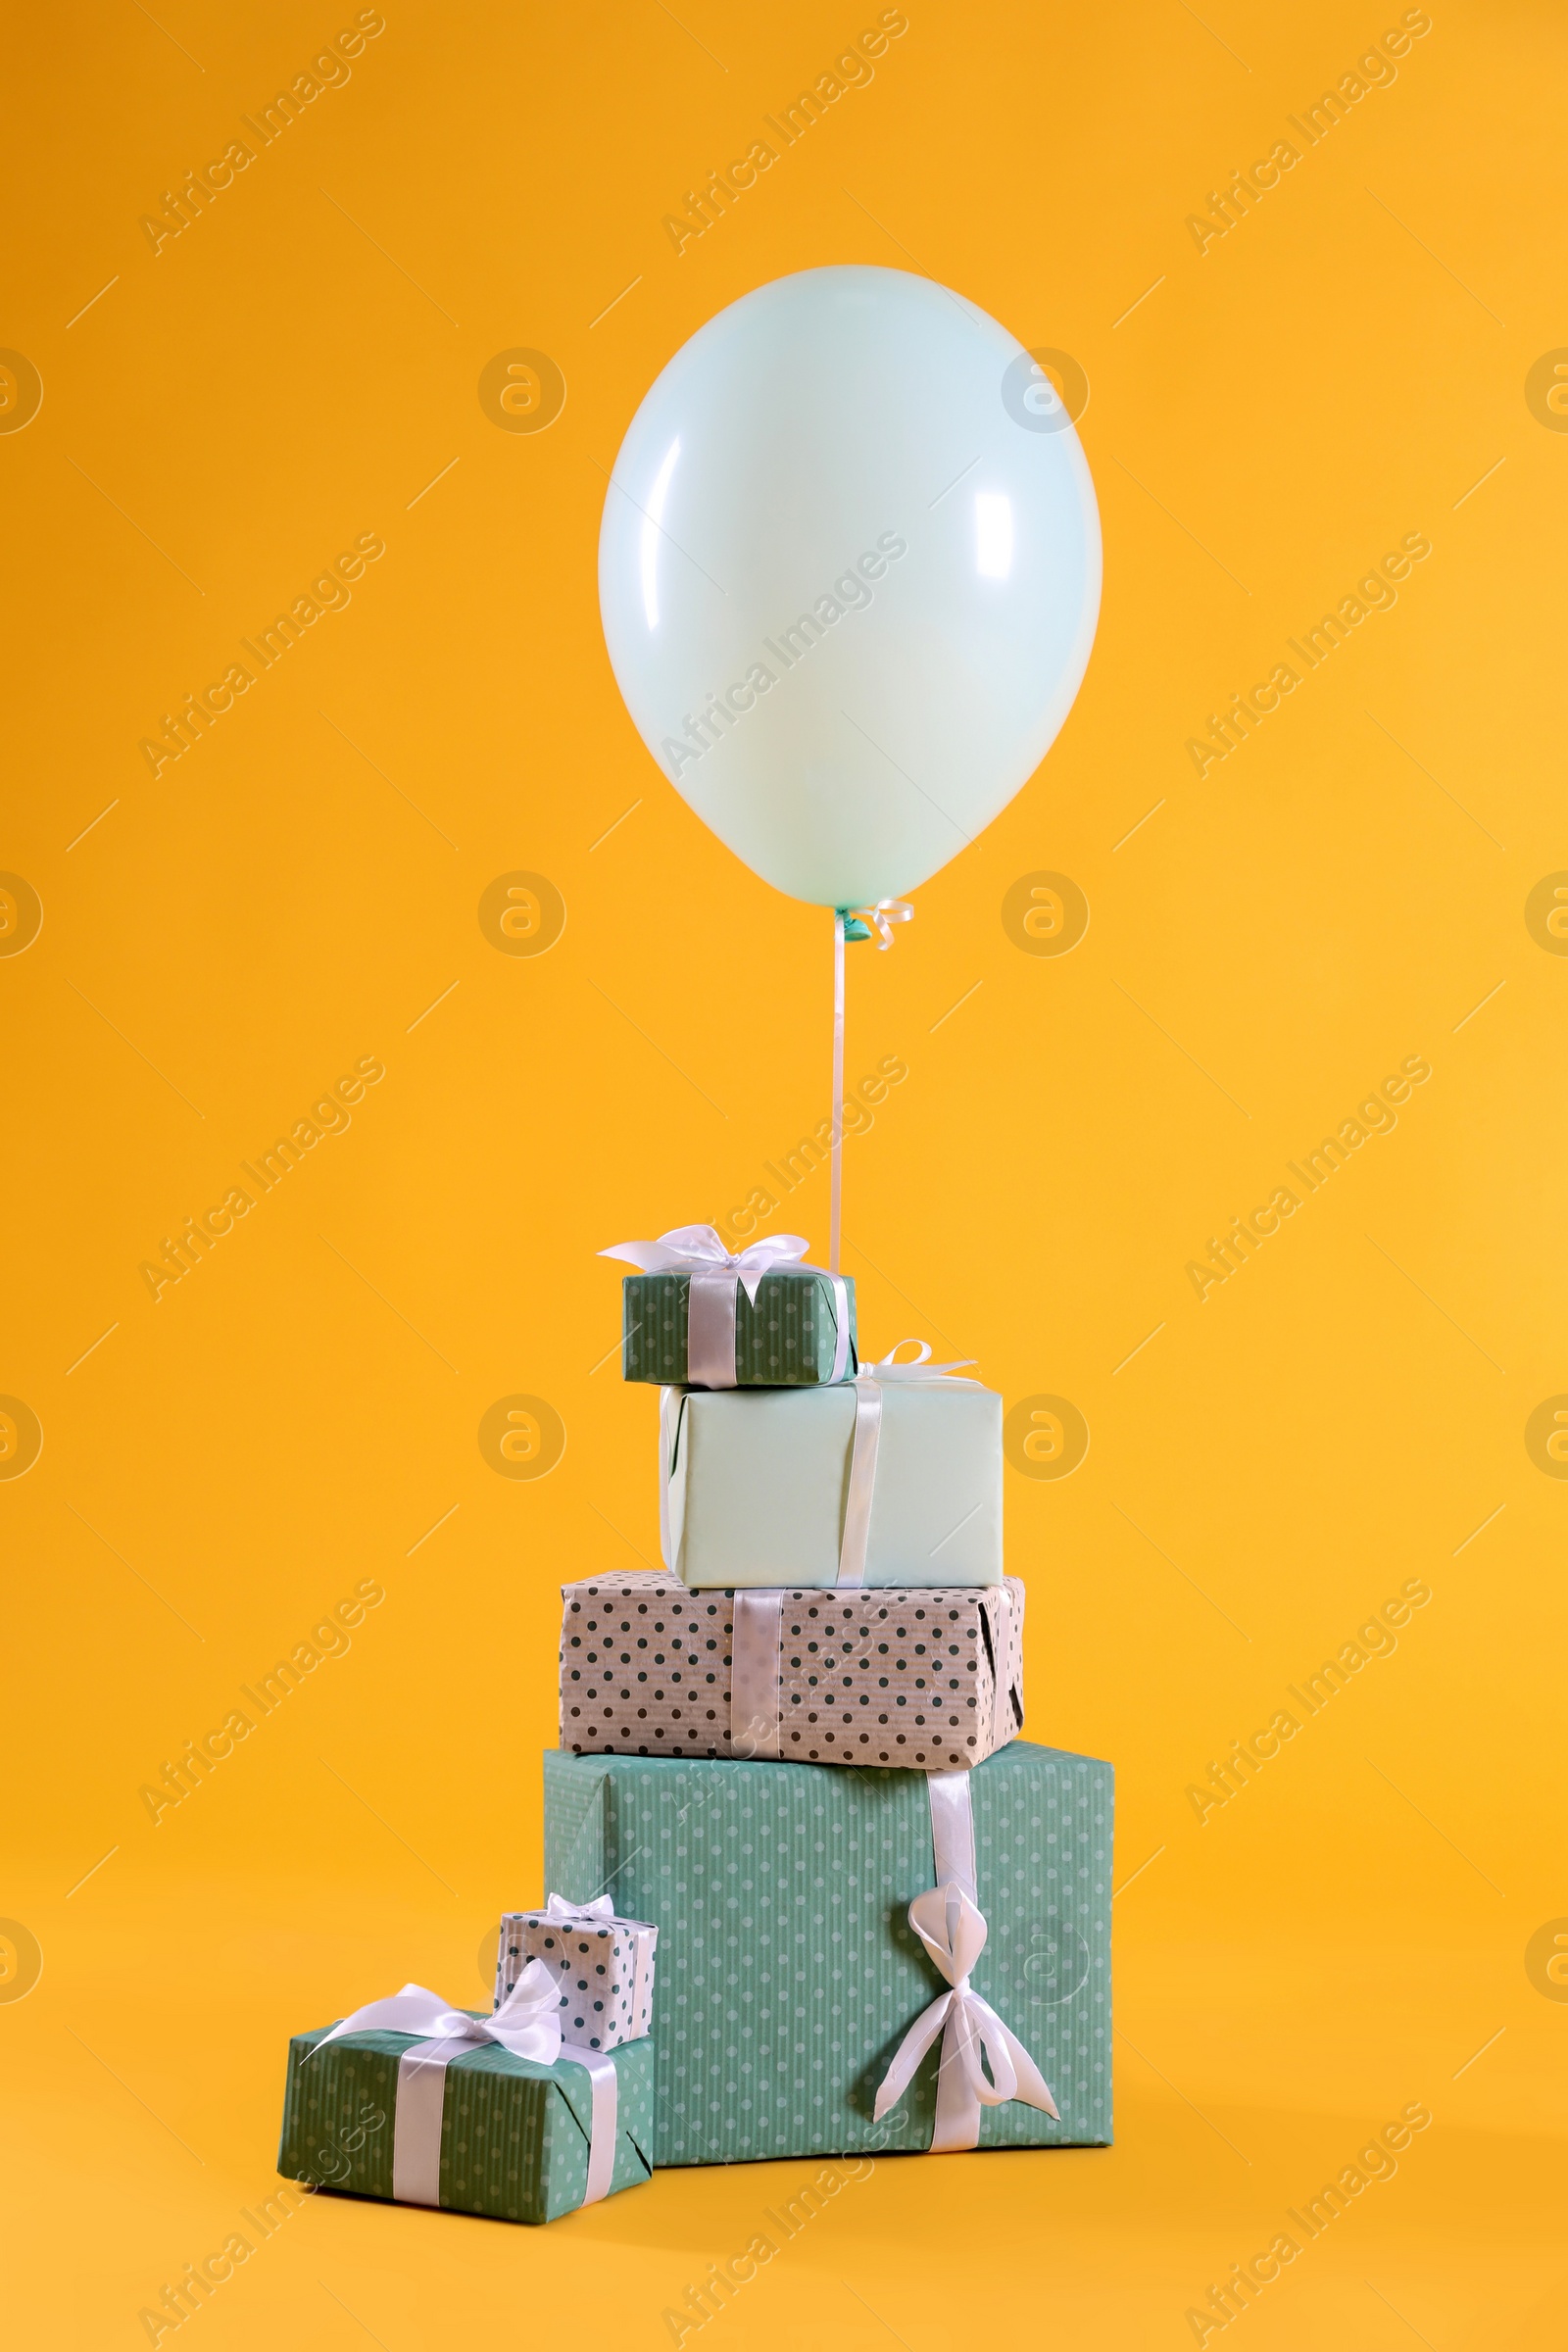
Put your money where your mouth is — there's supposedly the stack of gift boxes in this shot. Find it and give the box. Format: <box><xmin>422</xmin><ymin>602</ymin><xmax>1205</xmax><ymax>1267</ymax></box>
<box><xmin>277</xmin><ymin>1230</ymin><xmax>1112</xmax><ymax>2223</ymax></box>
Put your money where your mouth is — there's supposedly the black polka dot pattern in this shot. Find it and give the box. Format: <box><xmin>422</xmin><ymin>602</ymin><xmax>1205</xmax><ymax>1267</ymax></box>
<box><xmin>559</xmin><ymin>1574</ymin><xmax>1025</xmax><ymax>1771</ymax></box>
<box><xmin>496</xmin><ymin>1912</ymin><xmax>658</xmax><ymax>2051</ymax></box>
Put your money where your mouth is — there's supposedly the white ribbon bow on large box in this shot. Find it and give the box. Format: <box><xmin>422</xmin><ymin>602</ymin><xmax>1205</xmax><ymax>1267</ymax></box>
<box><xmin>307</xmin><ymin>1964</ymin><xmax>620</xmax><ymax>2208</ymax></box>
<box><xmin>602</xmin><ymin>1222</ymin><xmax>852</xmax><ymax>1389</ymax></box>
<box><xmin>873</xmin><ymin>1771</ymin><xmax>1059</xmax><ymax>2151</ymax></box>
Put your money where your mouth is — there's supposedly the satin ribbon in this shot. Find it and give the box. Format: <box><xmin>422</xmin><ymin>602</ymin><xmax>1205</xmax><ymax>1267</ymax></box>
<box><xmin>307</xmin><ymin>1972</ymin><xmax>619</xmax><ymax>2209</ymax></box>
<box><xmin>873</xmin><ymin>1773</ymin><xmax>1059</xmax><ymax>2151</ymax></box>
<box><xmin>729</xmin><ymin>1589</ymin><xmax>785</xmax><ymax>1757</ymax></box>
<box><xmin>661</xmin><ymin>1341</ymin><xmax>985</xmax><ymax>1586</ymax></box>
<box><xmin>838</xmin><ymin>1342</ymin><xmax>985</xmax><ymax>1589</ymax></box>
<box><xmin>543</xmin><ymin>1891</ymin><xmax>614</xmax><ymax>1923</ymax></box>
<box><xmin>830</xmin><ymin>902</ymin><xmax>913</xmax><ymax>1272</ymax></box>
<box><xmin>602</xmin><ymin>1224</ymin><xmax>851</xmax><ymax>1389</ymax></box>
<box><xmin>524</xmin><ymin>1894</ymin><xmax>658</xmax><ymax>2040</ymax></box>
<box><xmin>842</xmin><ymin>899</ymin><xmax>914</xmax><ymax>950</ymax></box>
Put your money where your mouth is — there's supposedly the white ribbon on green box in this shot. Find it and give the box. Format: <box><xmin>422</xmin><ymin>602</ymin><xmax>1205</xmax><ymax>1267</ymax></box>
<box><xmin>307</xmin><ymin>1969</ymin><xmax>620</xmax><ymax>2208</ymax></box>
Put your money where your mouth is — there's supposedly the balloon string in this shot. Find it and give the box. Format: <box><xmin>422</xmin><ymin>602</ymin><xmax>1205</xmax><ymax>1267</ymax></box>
<box><xmin>831</xmin><ymin>908</ymin><xmax>845</xmax><ymax>1276</ymax></box>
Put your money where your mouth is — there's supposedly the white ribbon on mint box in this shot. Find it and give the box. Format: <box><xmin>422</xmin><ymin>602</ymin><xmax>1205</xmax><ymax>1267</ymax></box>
<box><xmin>306</xmin><ymin>1968</ymin><xmax>620</xmax><ymax>2209</ymax></box>
<box><xmin>659</xmin><ymin>1386</ymin><xmax>687</xmax><ymax>1574</ymax></box>
<box><xmin>601</xmin><ymin>1223</ymin><xmax>852</xmax><ymax>1388</ymax></box>
<box><xmin>660</xmin><ymin>1340</ymin><xmax>985</xmax><ymax>1586</ymax></box>
<box><xmin>873</xmin><ymin>1771</ymin><xmax>1059</xmax><ymax>2153</ymax></box>
<box><xmin>836</xmin><ymin>1342</ymin><xmax>985</xmax><ymax>1590</ymax></box>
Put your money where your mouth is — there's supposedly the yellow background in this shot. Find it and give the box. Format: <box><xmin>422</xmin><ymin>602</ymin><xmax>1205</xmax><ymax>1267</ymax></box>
<box><xmin>6</xmin><ymin>0</ymin><xmax>1566</xmax><ymax>2341</ymax></box>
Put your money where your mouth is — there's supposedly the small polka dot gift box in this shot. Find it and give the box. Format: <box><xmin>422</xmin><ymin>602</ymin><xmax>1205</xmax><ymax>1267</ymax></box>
<box><xmin>561</xmin><ymin>1573</ymin><xmax>1025</xmax><ymax>1771</ymax></box>
<box><xmin>495</xmin><ymin>1896</ymin><xmax>659</xmax><ymax>2051</ymax></box>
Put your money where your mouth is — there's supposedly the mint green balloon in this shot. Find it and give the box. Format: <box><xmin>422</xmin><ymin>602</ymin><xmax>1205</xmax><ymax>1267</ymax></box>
<box><xmin>598</xmin><ymin>265</ymin><xmax>1101</xmax><ymax>908</ymax></box>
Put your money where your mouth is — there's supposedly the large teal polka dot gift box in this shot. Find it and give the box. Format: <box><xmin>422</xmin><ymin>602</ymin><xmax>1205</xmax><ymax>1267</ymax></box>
<box><xmin>539</xmin><ymin>1740</ymin><xmax>1111</xmax><ymax>2166</ymax></box>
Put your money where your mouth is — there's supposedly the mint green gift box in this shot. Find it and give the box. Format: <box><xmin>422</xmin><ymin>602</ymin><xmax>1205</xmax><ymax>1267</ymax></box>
<box><xmin>275</xmin><ymin>2022</ymin><xmax>655</xmax><ymax>2223</ymax></box>
<box><xmin>664</xmin><ymin>1379</ymin><xmax>1003</xmax><ymax>1588</ymax></box>
<box><xmin>542</xmin><ymin>1740</ymin><xmax>1111</xmax><ymax>2166</ymax></box>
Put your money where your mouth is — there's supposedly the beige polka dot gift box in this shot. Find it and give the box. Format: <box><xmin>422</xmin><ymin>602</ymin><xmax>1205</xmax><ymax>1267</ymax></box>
<box><xmin>561</xmin><ymin>1573</ymin><xmax>1025</xmax><ymax>1771</ymax></box>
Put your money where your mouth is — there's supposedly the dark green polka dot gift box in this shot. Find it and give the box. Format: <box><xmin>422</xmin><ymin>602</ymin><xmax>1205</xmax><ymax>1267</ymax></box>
<box><xmin>543</xmin><ymin>1739</ymin><xmax>1112</xmax><ymax>2168</ymax></box>
<box><xmin>601</xmin><ymin>1224</ymin><xmax>857</xmax><ymax>1388</ymax></box>
<box><xmin>619</xmin><ymin>1266</ymin><xmax>857</xmax><ymax>1387</ymax></box>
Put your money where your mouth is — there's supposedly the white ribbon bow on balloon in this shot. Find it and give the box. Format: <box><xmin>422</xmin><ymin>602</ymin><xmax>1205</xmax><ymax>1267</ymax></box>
<box><xmin>842</xmin><ymin>898</ymin><xmax>913</xmax><ymax>950</ymax></box>
<box><xmin>874</xmin><ymin>1883</ymin><xmax>1058</xmax><ymax>2150</ymax></box>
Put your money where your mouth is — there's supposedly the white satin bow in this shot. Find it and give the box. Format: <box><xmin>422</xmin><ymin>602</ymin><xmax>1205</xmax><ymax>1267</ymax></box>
<box><xmin>543</xmin><ymin>1891</ymin><xmax>616</xmax><ymax>1926</ymax></box>
<box><xmin>601</xmin><ymin>1222</ymin><xmax>816</xmax><ymax>1306</ymax></box>
<box><xmin>863</xmin><ymin>1339</ymin><xmax>982</xmax><ymax>1385</ymax></box>
<box><xmin>308</xmin><ymin>1964</ymin><xmax>564</xmax><ymax>2067</ymax></box>
<box><xmin>846</xmin><ymin>899</ymin><xmax>914</xmax><ymax>950</ymax></box>
<box><xmin>873</xmin><ymin>1884</ymin><xmax>1058</xmax><ymax>2139</ymax></box>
